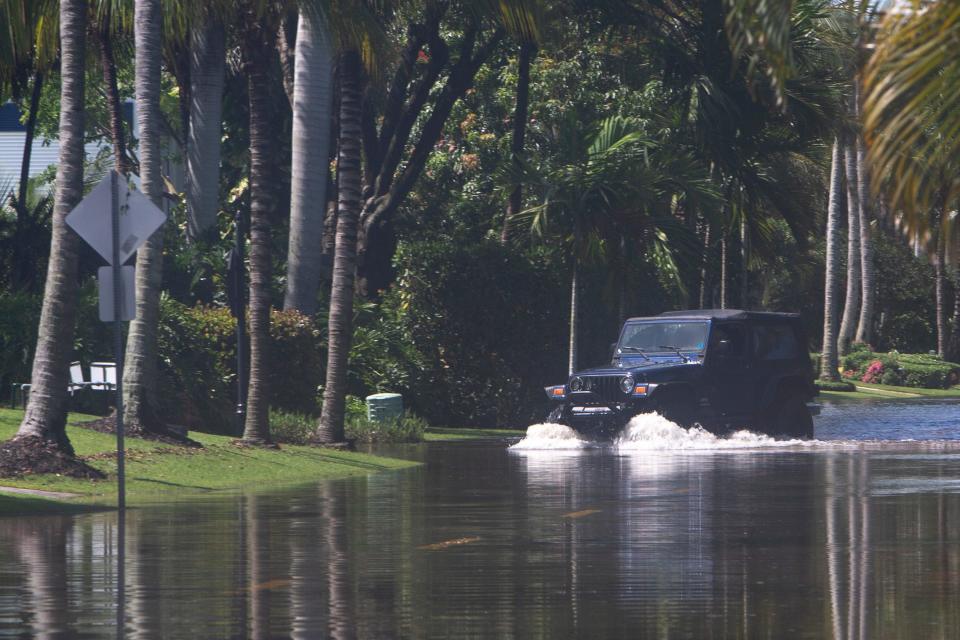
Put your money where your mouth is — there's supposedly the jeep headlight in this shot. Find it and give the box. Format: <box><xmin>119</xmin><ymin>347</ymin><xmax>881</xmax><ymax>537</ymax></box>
<box><xmin>619</xmin><ymin>374</ymin><xmax>635</xmax><ymax>394</ymax></box>
<box><xmin>569</xmin><ymin>376</ymin><xmax>584</xmax><ymax>392</ymax></box>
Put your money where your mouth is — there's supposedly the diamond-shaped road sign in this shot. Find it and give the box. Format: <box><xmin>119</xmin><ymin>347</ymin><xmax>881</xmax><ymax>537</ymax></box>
<box><xmin>65</xmin><ymin>173</ymin><xmax>167</xmax><ymax>265</ymax></box>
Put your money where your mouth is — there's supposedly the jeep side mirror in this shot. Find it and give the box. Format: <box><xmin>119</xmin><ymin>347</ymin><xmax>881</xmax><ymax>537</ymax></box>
<box><xmin>610</xmin><ymin>342</ymin><xmax>619</xmax><ymax>360</ymax></box>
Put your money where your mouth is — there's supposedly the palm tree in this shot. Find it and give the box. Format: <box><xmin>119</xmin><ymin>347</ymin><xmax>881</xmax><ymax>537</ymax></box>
<box><xmin>238</xmin><ymin>0</ymin><xmax>283</xmax><ymax>445</ymax></box>
<box><xmin>316</xmin><ymin>48</ymin><xmax>363</xmax><ymax>444</ymax></box>
<box><xmin>123</xmin><ymin>0</ymin><xmax>168</xmax><ymax>436</ymax></box>
<box><xmin>854</xmin><ymin>129</ymin><xmax>875</xmax><ymax>345</ymax></box>
<box><xmin>821</xmin><ymin>138</ymin><xmax>844</xmax><ymax>380</ymax></box>
<box><xmin>185</xmin><ymin>18</ymin><xmax>226</xmax><ymax>242</ymax></box>
<box><xmin>862</xmin><ymin>2</ymin><xmax>960</xmax><ymax>238</ymax></box>
<box><xmin>6</xmin><ymin>0</ymin><xmax>90</xmax><ymax>460</ymax></box>
<box><xmin>1</xmin><ymin>0</ymin><xmax>59</xmax><ymax>291</ymax></box>
<box><xmin>284</xmin><ymin>6</ymin><xmax>335</xmax><ymax>317</ymax></box>
<box><xmin>838</xmin><ymin>139</ymin><xmax>862</xmax><ymax>355</ymax></box>
<box><xmin>519</xmin><ymin>115</ymin><xmax>715</xmax><ymax>374</ymax></box>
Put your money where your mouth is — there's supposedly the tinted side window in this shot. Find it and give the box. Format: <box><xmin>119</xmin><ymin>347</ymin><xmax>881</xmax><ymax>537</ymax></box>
<box><xmin>753</xmin><ymin>324</ymin><xmax>799</xmax><ymax>360</ymax></box>
<box><xmin>709</xmin><ymin>324</ymin><xmax>746</xmax><ymax>357</ymax></box>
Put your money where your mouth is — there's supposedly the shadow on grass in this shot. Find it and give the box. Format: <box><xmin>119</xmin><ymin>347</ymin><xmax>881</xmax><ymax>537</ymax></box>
<box><xmin>0</xmin><ymin>494</ymin><xmax>113</xmax><ymax>517</ymax></box>
<box><xmin>132</xmin><ymin>478</ymin><xmax>218</xmax><ymax>491</ymax></box>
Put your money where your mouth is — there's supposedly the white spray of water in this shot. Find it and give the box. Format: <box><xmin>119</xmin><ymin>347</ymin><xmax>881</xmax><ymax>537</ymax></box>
<box><xmin>510</xmin><ymin>413</ymin><xmax>819</xmax><ymax>451</ymax></box>
<box><xmin>615</xmin><ymin>413</ymin><xmax>808</xmax><ymax>450</ymax></box>
<box><xmin>509</xmin><ymin>423</ymin><xmax>596</xmax><ymax>450</ymax></box>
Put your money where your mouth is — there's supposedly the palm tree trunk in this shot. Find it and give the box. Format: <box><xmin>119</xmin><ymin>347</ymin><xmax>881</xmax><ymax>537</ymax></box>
<box><xmin>948</xmin><ymin>267</ymin><xmax>960</xmax><ymax>363</ymax></box>
<box><xmin>568</xmin><ymin>265</ymin><xmax>579</xmax><ymax>375</ymax></box>
<box><xmin>185</xmin><ymin>21</ymin><xmax>226</xmax><ymax>242</ymax></box>
<box><xmin>699</xmin><ymin>223</ymin><xmax>711</xmax><ymax>309</ymax></box>
<box><xmin>123</xmin><ymin>0</ymin><xmax>166</xmax><ymax>435</ymax></box>
<box><xmin>284</xmin><ymin>8</ymin><xmax>335</xmax><ymax>316</ymax></box>
<box><xmin>821</xmin><ymin>138</ymin><xmax>844</xmax><ymax>381</ymax></box>
<box><xmin>13</xmin><ymin>0</ymin><xmax>87</xmax><ymax>453</ymax></box>
<box><xmin>11</xmin><ymin>70</ymin><xmax>44</xmax><ymax>290</ymax></box>
<box><xmin>854</xmin><ymin>134</ymin><xmax>874</xmax><ymax>345</ymax></box>
<box><xmin>240</xmin><ymin>2</ymin><xmax>281</xmax><ymax>445</ymax></box>
<box><xmin>739</xmin><ymin>219</ymin><xmax>748</xmax><ymax>309</ymax></box>
<box><xmin>94</xmin><ymin>16</ymin><xmax>131</xmax><ymax>175</ymax></box>
<box><xmin>501</xmin><ymin>40</ymin><xmax>535</xmax><ymax>244</ymax></box>
<box><xmin>838</xmin><ymin>140</ymin><xmax>861</xmax><ymax>356</ymax></box>
<box><xmin>720</xmin><ymin>234</ymin><xmax>728</xmax><ymax>309</ymax></box>
<box><xmin>317</xmin><ymin>50</ymin><xmax>364</xmax><ymax>444</ymax></box>
<box><xmin>935</xmin><ymin>225</ymin><xmax>947</xmax><ymax>358</ymax></box>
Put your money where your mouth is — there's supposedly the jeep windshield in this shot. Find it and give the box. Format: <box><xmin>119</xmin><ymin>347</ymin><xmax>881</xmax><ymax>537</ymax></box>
<box><xmin>617</xmin><ymin>321</ymin><xmax>708</xmax><ymax>355</ymax></box>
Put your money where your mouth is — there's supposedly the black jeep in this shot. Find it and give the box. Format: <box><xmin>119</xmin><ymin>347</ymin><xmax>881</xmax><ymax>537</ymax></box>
<box><xmin>545</xmin><ymin>309</ymin><xmax>817</xmax><ymax>438</ymax></box>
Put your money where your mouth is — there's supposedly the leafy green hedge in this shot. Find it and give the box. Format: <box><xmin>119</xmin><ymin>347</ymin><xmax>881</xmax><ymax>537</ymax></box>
<box><xmin>836</xmin><ymin>344</ymin><xmax>960</xmax><ymax>389</ymax></box>
<box><xmin>815</xmin><ymin>379</ymin><xmax>856</xmax><ymax>392</ymax></box>
<box><xmin>158</xmin><ymin>299</ymin><xmax>324</xmax><ymax>433</ymax></box>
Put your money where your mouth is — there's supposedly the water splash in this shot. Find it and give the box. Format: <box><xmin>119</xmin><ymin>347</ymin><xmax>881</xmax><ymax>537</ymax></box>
<box><xmin>509</xmin><ymin>423</ymin><xmax>596</xmax><ymax>450</ymax></box>
<box><xmin>615</xmin><ymin>413</ymin><xmax>808</xmax><ymax>450</ymax></box>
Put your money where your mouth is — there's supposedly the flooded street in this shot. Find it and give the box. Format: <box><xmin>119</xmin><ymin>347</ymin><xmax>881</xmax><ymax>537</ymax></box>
<box><xmin>3</xmin><ymin>401</ymin><xmax>960</xmax><ymax>638</ymax></box>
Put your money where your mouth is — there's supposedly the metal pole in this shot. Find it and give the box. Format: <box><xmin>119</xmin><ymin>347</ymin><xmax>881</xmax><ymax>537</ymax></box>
<box><xmin>110</xmin><ymin>170</ymin><xmax>125</xmax><ymax>512</ymax></box>
<box><xmin>235</xmin><ymin>210</ymin><xmax>247</xmax><ymax>436</ymax></box>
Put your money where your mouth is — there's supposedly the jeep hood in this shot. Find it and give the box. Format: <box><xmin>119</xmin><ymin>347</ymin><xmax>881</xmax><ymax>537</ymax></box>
<box><xmin>574</xmin><ymin>358</ymin><xmax>695</xmax><ymax>377</ymax></box>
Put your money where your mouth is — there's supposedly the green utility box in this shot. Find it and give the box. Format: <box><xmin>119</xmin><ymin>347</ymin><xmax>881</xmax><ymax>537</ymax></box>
<box><xmin>366</xmin><ymin>393</ymin><xmax>403</xmax><ymax>423</ymax></box>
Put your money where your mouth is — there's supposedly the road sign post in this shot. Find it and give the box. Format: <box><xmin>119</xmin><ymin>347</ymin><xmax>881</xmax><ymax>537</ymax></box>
<box><xmin>110</xmin><ymin>171</ymin><xmax>126</xmax><ymax>512</ymax></box>
<box><xmin>65</xmin><ymin>170</ymin><xmax>166</xmax><ymax>514</ymax></box>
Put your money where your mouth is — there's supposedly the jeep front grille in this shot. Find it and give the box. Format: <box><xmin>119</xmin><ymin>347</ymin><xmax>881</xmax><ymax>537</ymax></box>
<box><xmin>580</xmin><ymin>376</ymin><xmax>624</xmax><ymax>404</ymax></box>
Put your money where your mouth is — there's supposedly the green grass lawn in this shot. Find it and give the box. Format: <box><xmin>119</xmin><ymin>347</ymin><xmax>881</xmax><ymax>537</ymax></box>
<box><xmin>0</xmin><ymin>408</ymin><xmax>418</xmax><ymax>512</ymax></box>
<box><xmin>819</xmin><ymin>382</ymin><xmax>960</xmax><ymax>402</ymax></box>
<box><xmin>424</xmin><ymin>426</ymin><xmax>525</xmax><ymax>441</ymax></box>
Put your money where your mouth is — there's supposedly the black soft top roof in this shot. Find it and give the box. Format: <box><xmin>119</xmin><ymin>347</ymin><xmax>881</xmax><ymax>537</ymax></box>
<box><xmin>625</xmin><ymin>309</ymin><xmax>801</xmax><ymax>322</ymax></box>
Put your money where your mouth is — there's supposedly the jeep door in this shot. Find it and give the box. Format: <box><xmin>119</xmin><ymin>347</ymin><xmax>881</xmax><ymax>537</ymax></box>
<box><xmin>704</xmin><ymin>322</ymin><xmax>756</xmax><ymax>418</ymax></box>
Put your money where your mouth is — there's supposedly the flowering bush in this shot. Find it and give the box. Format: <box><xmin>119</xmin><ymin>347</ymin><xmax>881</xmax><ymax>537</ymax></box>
<box><xmin>861</xmin><ymin>360</ymin><xmax>885</xmax><ymax>384</ymax></box>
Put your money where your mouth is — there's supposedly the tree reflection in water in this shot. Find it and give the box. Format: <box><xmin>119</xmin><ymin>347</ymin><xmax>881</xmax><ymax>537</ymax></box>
<box><xmin>2</xmin><ymin>438</ymin><xmax>960</xmax><ymax>637</ymax></box>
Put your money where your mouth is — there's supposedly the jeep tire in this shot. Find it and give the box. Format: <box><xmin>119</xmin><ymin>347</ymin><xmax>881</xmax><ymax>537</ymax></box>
<box><xmin>768</xmin><ymin>390</ymin><xmax>814</xmax><ymax>439</ymax></box>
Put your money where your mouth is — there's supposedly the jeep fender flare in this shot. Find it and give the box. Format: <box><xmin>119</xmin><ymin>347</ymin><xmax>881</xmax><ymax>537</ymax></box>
<box><xmin>649</xmin><ymin>383</ymin><xmax>696</xmax><ymax>407</ymax></box>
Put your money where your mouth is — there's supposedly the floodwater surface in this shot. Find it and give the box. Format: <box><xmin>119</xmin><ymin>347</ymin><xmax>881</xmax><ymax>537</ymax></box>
<box><xmin>2</xmin><ymin>401</ymin><xmax>960</xmax><ymax>638</ymax></box>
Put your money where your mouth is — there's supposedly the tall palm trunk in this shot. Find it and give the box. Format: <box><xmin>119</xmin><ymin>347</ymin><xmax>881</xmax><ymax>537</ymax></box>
<box><xmin>13</xmin><ymin>0</ymin><xmax>87</xmax><ymax>452</ymax></box>
<box><xmin>12</xmin><ymin>71</ymin><xmax>43</xmax><ymax>290</ymax></box>
<box><xmin>935</xmin><ymin>228</ymin><xmax>947</xmax><ymax>357</ymax></box>
<box><xmin>317</xmin><ymin>50</ymin><xmax>364</xmax><ymax>444</ymax></box>
<box><xmin>699</xmin><ymin>223</ymin><xmax>711</xmax><ymax>309</ymax></box>
<box><xmin>284</xmin><ymin>8</ymin><xmax>335</xmax><ymax>316</ymax></box>
<box><xmin>501</xmin><ymin>40</ymin><xmax>535</xmax><ymax>244</ymax></box>
<box><xmin>94</xmin><ymin>13</ymin><xmax>131</xmax><ymax>175</ymax></box>
<box><xmin>568</xmin><ymin>264</ymin><xmax>579</xmax><ymax>376</ymax></box>
<box><xmin>185</xmin><ymin>21</ymin><xmax>226</xmax><ymax>242</ymax></box>
<box><xmin>241</xmin><ymin>2</ymin><xmax>281</xmax><ymax>445</ymax></box>
<box><xmin>854</xmin><ymin>134</ymin><xmax>874</xmax><ymax>345</ymax></box>
<box><xmin>838</xmin><ymin>141</ymin><xmax>861</xmax><ymax>356</ymax></box>
<box><xmin>820</xmin><ymin>138</ymin><xmax>844</xmax><ymax>381</ymax></box>
<box><xmin>739</xmin><ymin>219</ymin><xmax>749</xmax><ymax>309</ymax></box>
<box><xmin>948</xmin><ymin>267</ymin><xmax>960</xmax><ymax>363</ymax></box>
<box><xmin>720</xmin><ymin>234</ymin><xmax>728</xmax><ymax>309</ymax></box>
<box><xmin>123</xmin><ymin>0</ymin><xmax>167</xmax><ymax>434</ymax></box>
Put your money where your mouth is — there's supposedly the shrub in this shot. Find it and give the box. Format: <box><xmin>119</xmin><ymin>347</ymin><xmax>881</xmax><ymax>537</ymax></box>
<box><xmin>389</xmin><ymin>239</ymin><xmax>568</xmax><ymax>427</ymax></box>
<box><xmin>899</xmin><ymin>362</ymin><xmax>957</xmax><ymax>389</ymax></box>
<box><xmin>861</xmin><ymin>360</ymin><xmax>884</xmax><ymax>384</ymax></box>
<box><xmin>269</xmin><ymin>410</ymin><xmax>316</xmax><ymax>445</ymax></box>
<box><xmin>345</xmin><ymin>410</ymin><xmax>427</xmax><ymax>444</ymax></box>
<box><xmin>816</xmin><ymin>379</ymin><xmax>856</xmax><ymax>392</ymax></box>
<box><xmin>157</xmin><ymin>299</ymin><xmax>325</xmax><ymax>434</ymax></box>
<box><xmin>881</xmin><ymin>369</ymin><xmax>904</xmax><ymax>386</ymax></box>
